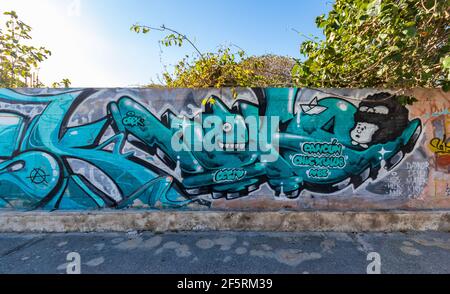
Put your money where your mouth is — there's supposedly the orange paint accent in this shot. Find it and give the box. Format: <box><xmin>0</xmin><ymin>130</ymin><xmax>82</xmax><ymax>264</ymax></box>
<box><xmin>437</xmin><ymin>155</ymin><xmax>450</xmax><ymax>168</ymax></box>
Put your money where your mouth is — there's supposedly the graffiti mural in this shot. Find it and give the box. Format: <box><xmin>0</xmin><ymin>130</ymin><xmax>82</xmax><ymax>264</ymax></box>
<box><xmin>0</xmin><ymin>87</ymin><xmax>444</xmax><ymax>211</ymax></box>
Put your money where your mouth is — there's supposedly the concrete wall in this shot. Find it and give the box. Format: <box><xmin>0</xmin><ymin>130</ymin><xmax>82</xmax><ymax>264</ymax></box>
<box><xmin>0</xmin><ymin>88</ymin><xmax>448</xmax><ymax>212</ymax></box>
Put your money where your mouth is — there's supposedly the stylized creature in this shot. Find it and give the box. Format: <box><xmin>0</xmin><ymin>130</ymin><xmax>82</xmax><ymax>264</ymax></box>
<box><xmin>351</xmin><ymin>92</ymin><xmax>410</xmax><ymax>148</ymax></box>
<box><xmin>108</xmin><ymin>96</ymin><xmax>265</xmax><ymax>199</ymax></box>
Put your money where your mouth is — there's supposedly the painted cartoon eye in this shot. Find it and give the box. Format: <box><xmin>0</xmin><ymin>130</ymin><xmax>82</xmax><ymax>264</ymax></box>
<box><xmin>222</xmin><ymin>122</ymin><xmax>233</xmax><ymax>133</ymax></box>
<box><xmin>373</xmin><ymin>106</ymin><xmax>389</xmax><ymax>114</ymax></box>
<box><xmin>7</xmin><ymin>161</ymin><xmax>24</xmax><ymax>172</ymax></box>
<box><xmin>359</xmin><ymin>106</ymin><xmax>369</xmax><ymax>112</ymax></box>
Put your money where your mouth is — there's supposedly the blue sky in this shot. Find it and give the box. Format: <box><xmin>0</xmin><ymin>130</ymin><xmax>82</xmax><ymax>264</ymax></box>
<box><xmin>1</xmin><ymin>0</ymin><xmax>332</xmax><ymax>87</ymax></box>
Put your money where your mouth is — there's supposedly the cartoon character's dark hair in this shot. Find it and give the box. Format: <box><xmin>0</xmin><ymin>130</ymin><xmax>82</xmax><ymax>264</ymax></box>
<box><xmin>354</xmin><ymin>92</ymin><xmax>409</xmax><ymax>145</ymax></box>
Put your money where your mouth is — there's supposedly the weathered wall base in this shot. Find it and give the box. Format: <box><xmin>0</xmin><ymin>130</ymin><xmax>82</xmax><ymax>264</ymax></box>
<box><xmin>1</xmin><ymin>210</ymin><xmax>450</xmax><ymax>232</ymax></box>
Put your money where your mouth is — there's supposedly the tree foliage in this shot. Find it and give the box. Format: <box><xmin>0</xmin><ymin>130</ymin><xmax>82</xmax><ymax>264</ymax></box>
<box><xmin>292</xmin><ymin>0</ymin><xmax>450</xmax><ymax>89</ymax></box>
<box><xmin>162</xmin><ymin>49</ymin><xmax>294</xmax><ymax>88</ymax></box>
<box><xmin>131</xmin><ymin>24</ymin><xmax>294</xmax><ymax>88</ymax></box>
<box><xmin>240</xmin><ymin>54</ymin><xmax>295</xmax><ymax>87</ymax></box>
<box><xmin>0</xmin><ymin>11</ymin><xmax>51</xmax><ymax>87</ymax></box>
<box><xmin>51</xmin><ymin>78</ymin><xmax>72</xmax><ymax>88</ymax></box>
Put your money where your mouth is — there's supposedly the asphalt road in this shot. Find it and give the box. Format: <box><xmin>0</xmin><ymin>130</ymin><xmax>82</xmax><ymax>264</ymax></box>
<box><xmin>0</xmin><ymin>231</ymin><xmax>449</xmax><ymax>274</ymax></box>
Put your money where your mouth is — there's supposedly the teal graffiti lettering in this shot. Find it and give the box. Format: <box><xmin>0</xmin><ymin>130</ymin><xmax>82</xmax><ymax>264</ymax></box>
<box><xmin>122</xmin><ymin>112</ymin><xmax>145</xmax><ymax>127</ymax></box>
<box><xmin>302</xmin><ymin>139</ymin><xmax>343</xmax><ymax>156</ymax></box>
<box><xmin>292</xmin><ymin>155</ymin><xmax>346</xmax><ymax>168</ymax></box>
<box><xmin>308</xmin><ymin>169</ymin><xmax>329</xmax><ymax>178</ymax></box>
<box><xmin>213</xmin><ymin>168</ymin><xmax>246</xmax><ymax>183</ymax></box>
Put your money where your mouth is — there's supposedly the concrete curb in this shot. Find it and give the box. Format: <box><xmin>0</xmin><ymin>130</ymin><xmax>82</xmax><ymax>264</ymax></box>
<box><xmin>1</xmin><ymin>210</ymin><xmax>450</xmax><ymax>232</ymax></box>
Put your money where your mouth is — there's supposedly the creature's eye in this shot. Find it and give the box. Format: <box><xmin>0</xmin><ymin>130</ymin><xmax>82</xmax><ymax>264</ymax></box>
<box><xmin>373</xmin><ymin>106</ymin><xmax>389</xmax><ymax>114</ymax></box>
<box><xmin>7</xmin><ymin>161</ymin><xmax>24</xmax><ymax>172</ymax></box>
<box><xmin>359</xmin><ymin>106</ymin><xmax>369</xmax><ymax>112</ymax></box>
<box><xmin>222</xmin><ymin>122</ymin><xmax>233</xmax><ymax>133</ymax></box>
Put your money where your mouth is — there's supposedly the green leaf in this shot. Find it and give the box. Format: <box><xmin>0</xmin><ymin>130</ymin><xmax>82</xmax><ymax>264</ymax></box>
<box><xmin>442</xmin><ymin>81</ymin><xmax>450</xmax><ymax>92</ymax></box>
<box><xmin>442</xmin><ymin>56</ymin><xmax>450</xmax><ymax>70</ymax></box>
<box><xmin>402</xmin><ymin>26</ymin><xmax>416</xmax><ymax>37</ymax></box>
<box><xmin>389</xmin><ymin>45</ymin><xmax>400</xmax><ymax>52</ymax></box>
<box><xmin>0</xmin><ymin>10</ymin><xmax>51</xmax><ymax>87</ymax></box>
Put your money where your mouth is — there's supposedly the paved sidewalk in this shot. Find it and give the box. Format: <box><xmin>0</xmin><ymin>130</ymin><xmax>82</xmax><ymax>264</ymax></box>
<box><xmin>0</xmin><ymin>231</ymin><xmax>449</xmax><ymax>274</ymax></box>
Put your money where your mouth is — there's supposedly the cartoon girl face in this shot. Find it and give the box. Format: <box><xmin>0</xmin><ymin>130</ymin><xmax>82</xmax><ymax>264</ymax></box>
<box><xmin>350</xmin><ymin>122</ymin><xmax>379</xmax><ymax>149</ymax></box>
